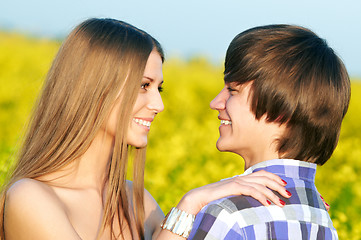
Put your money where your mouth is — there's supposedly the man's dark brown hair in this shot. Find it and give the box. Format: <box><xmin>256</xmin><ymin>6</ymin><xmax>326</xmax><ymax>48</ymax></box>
<box><xmin>224</xmin><ymin>24</ymin><xmax>350</xmax><ymax>165</ymax></box>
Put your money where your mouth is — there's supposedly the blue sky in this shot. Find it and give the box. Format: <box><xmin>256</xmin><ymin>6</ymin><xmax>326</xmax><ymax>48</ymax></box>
<box><xmin>1</xmin><ymin>0</ymin><xmax>361</xmax><ymax>77</ymax></box>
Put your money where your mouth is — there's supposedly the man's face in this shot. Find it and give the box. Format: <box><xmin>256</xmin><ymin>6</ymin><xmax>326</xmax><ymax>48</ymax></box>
<box><xmin>210</xmin><ymin>81</ymin><xmax>285</xmax><ymax>168</ymax></box>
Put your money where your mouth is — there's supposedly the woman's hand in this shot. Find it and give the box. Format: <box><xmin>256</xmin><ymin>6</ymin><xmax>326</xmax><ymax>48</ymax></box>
<box><xmin>176</xmin><ymin>170</ymin><xmax>291</xmax><ymax>215</ymax></box>
<box><xmin>320</xmin><ymin>195</ymin><xmax>330</xmax><ymax>211</ymax></box>
<box><xmin>156</xmin><ymin>170</ymin><xmax>292</xmax><ymax>239</ymax></box>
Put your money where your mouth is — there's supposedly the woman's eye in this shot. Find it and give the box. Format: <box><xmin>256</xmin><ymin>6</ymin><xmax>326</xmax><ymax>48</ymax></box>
<box><xmin>141</xmin><ymin>82</ymin><xmax>150</xmax><ymax>90</ymax></box>
<box><xmin>141</xmin><ymin>82</ymin><xmax>163</xmax><ymax>93</ymax></box>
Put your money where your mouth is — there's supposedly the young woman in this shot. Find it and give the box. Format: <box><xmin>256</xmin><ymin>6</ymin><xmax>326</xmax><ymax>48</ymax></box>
<box><xmin>0</xmin><ymin>18</ymin><xmax>291</xmax><ymax>240</ymax></box>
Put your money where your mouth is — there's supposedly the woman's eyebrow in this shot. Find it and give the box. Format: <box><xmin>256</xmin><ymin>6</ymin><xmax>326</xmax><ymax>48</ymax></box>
<box><xmin>143</xmin><ymin>76</ymin><xmax>154</xmax><ymax>81</ymax></box>
<box><xmin>143</xmin><ymin>76</ymin><xmax>164</xmax><ymax>84</ymax></box>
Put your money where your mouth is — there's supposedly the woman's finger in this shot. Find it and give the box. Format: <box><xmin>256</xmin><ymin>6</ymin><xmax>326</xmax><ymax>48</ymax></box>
<box><xmin>210</xmin><ymin>180</ymin><xmax>285</xmax><ymax>207</ymax></box>
<box><xmin>320</xmin><ymin>195</ymin><xmax>330</xmax><ymax>211</ymax></box>
<box><xmin>249</xmin><ymin>170</ymin><xmax>287</xmax><ymax>186</ymax></box>
<box><xmin>247</xmin><ymin>183</ymin><xmax>286</xmax><ymax>207</ymax></box>
<box><xmin>232</xmin><ymin>175</ymin><xmax>292</xmax><ymax>199</ymax></box>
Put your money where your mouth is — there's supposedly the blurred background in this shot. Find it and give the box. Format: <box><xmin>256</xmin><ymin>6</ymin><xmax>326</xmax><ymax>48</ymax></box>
<box><xmin>1</xmin><ymin>0</ymin><xmax>360</xmax><ymax>238</ymax></box>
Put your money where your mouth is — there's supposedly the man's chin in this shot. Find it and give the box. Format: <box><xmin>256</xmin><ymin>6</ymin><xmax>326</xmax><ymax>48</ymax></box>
<box><xmin>216</xmin><ymin>139</ymin><xmax>229</xmax><ymax>152</ymax></box>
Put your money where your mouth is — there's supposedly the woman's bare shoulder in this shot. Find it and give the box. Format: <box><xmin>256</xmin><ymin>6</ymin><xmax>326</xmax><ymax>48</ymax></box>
<box><xmin>6</xmin><ymin>178</ymin><xmax>66</xmax><ymax>212</ymax></box>
<box><xmin>5</xmin><ymin>178</ymin><xmax>81</xmax><ymax>240</ymax></box>
<box><xmin>7</xmin><ymin>178</ymin><xmax>58</xmax><ymax>197</ymax></box>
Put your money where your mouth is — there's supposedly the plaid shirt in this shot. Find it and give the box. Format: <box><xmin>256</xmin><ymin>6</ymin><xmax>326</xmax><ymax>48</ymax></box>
<box><xmin>188</xmin><ymin>159</ymin><xmax>338</xmax><ymax>240</ymax></box>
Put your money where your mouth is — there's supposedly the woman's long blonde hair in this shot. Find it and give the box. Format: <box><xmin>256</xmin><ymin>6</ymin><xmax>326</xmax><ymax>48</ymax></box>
<box><xmin>0</xmin><ymin>18</ymin><xmax>164</xmax><ymax>240</ymax></box>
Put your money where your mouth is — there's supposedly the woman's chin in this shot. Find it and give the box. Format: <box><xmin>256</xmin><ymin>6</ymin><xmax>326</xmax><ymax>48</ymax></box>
<box><xmin>133</xmin><ymin>143</ymin><xmax>147</xmax><ymax>148</ymax></box>
<box><xmin>127</xmin><ymin>138</ymin><xmax>148</xmax><ymax>148</ymax></box>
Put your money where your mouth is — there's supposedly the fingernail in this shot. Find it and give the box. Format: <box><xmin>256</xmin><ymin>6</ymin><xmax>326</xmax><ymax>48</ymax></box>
<box><xmin>279</xmin><ymin>199</ymin><xmax>285</xmax><ymax>206</ymax></box>
<box><xmin>267</xmin><ymin>200</ymin><xmax>271</xmax><ymax>205</ymax></box>
<box><xmin>282</xmin><ymin>180</ymin><xmax>287</xmax><ymax>185</ymax></box>
<box><xmin>325</xmin><ymin>202</ymin><xmax>330</xmax><ymax>207</ymax></box>
<box><xmin>286</xmin><ymin>190</ymin><xmax>292</xmax><ymax>197</ymax></box>
<box><xmin>320</xmin><ymin>195</ymin><xmax>324</xmax><ymax>200</ymax></box>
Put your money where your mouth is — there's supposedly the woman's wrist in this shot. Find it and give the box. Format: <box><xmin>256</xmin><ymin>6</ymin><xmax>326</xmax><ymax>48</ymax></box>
<box><xmin>159</xmin><ymin>190</ymin><xmax>204</xmax><ymax>238</ymax></box>
<box><xmin>176</xmin><ymin>189</ymin><xmax>203</xmax><ymax>215</ymax></box>
<box><xmin>160</xmin><ymin>207</ymin><xmax>195</xmax><ymax>238</ymax></box>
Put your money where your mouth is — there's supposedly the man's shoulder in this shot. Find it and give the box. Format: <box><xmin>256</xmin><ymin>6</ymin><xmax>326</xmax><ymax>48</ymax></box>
<box><xmin>190</xmin><ymin>195</ymin><xmax>268</xmax><ymax>240</ymax></box>
<box><xmin>202</xmin><ymin>195</ymin><xmax>264</xmax><ymax>216</ymax></box>
<box><xmin>199</xmin><ymin>193</ymin><xmax>335</xmax><ymax>231</ymax></box>
<box><xmin>192</xmin><ymin>196</ymin><xmax>338</xmax><ymax>240</ymax></box>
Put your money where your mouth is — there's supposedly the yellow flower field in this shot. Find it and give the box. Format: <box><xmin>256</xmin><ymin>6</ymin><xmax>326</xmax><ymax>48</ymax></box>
<box><xmin>1</xmin><ymin>32</ymin><xmax>360</xmax><ymax>239</ymax></box>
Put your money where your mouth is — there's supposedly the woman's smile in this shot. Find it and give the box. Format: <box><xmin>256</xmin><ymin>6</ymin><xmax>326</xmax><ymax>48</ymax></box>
<box><xmin>133</xmin><ymin>117</ymin><xmax>153</xmax><ymax>130</ymax></box>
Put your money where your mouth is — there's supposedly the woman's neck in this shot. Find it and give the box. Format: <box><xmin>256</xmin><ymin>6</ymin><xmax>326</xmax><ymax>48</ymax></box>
<box><xmin>38</xmin><ymin>130</ymin><xmax>114</xmax><ymax>194</ymax></box>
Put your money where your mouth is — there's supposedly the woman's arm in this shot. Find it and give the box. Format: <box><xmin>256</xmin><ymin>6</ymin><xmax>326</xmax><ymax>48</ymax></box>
<box><xmin>149</xmin><ymin>170</ymin><xmax>291</xmax><ymax>240</ymax></box>
<box><xmin>176</xmin><ymin>170</ymin><xmax>290</xmax><ymax>214</ymax></box>
<box><xmin>141</xmin><ymin>187</ymin><xmax>165</xmax><ymax>240</ymax></box>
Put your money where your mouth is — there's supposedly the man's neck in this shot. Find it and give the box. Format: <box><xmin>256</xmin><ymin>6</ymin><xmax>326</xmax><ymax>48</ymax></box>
<box><xmin>242</xmin><ymin>151</ymin><xmax>281</xmax><ymax>170</ymax></box>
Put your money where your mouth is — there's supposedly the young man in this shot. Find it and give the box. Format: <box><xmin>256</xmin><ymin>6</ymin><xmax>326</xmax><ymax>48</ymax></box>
<box><xmin>188</xmin><ymin>25</ymin><xmax>350</xmax><ymax>239</ymax></box>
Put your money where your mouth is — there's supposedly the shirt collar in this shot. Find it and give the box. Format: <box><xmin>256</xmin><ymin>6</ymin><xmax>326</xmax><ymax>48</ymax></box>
<box><xmin>243</xmin><ymin>159</ymin><xmax>317</xmax><ymax>182</ymax></box>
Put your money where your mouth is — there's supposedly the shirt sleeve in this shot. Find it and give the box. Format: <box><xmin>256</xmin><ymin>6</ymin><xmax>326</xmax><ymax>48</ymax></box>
<box><xmin>188</xmin><ymin>202</ymin><xmax>243</xmax><ymax>240</ymax></box>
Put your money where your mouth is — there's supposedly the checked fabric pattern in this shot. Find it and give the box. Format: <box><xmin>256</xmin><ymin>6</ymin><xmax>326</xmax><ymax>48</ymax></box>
<box><xmin>188</xmin><ymin>159</ymin><xmax>338</xmax><ymax>240</ymax></box>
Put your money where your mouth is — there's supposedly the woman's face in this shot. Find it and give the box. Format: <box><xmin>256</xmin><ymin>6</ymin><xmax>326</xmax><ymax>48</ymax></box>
<box><xmin>127</xmin><ymin>51</ymin><xmax>164</xmax><ymax>147</ymax></box>
<box><xmin>103</xmin><ymin>51</ymin><xmax>164</xmax><ymax>148</ymax></box>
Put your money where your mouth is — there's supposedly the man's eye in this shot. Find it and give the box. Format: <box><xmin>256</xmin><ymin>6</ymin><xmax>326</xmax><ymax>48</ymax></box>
<box><xmin>227</xmin><ymin>87</ymin><xmax>236</xmax><ymax>92</ymax></box>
